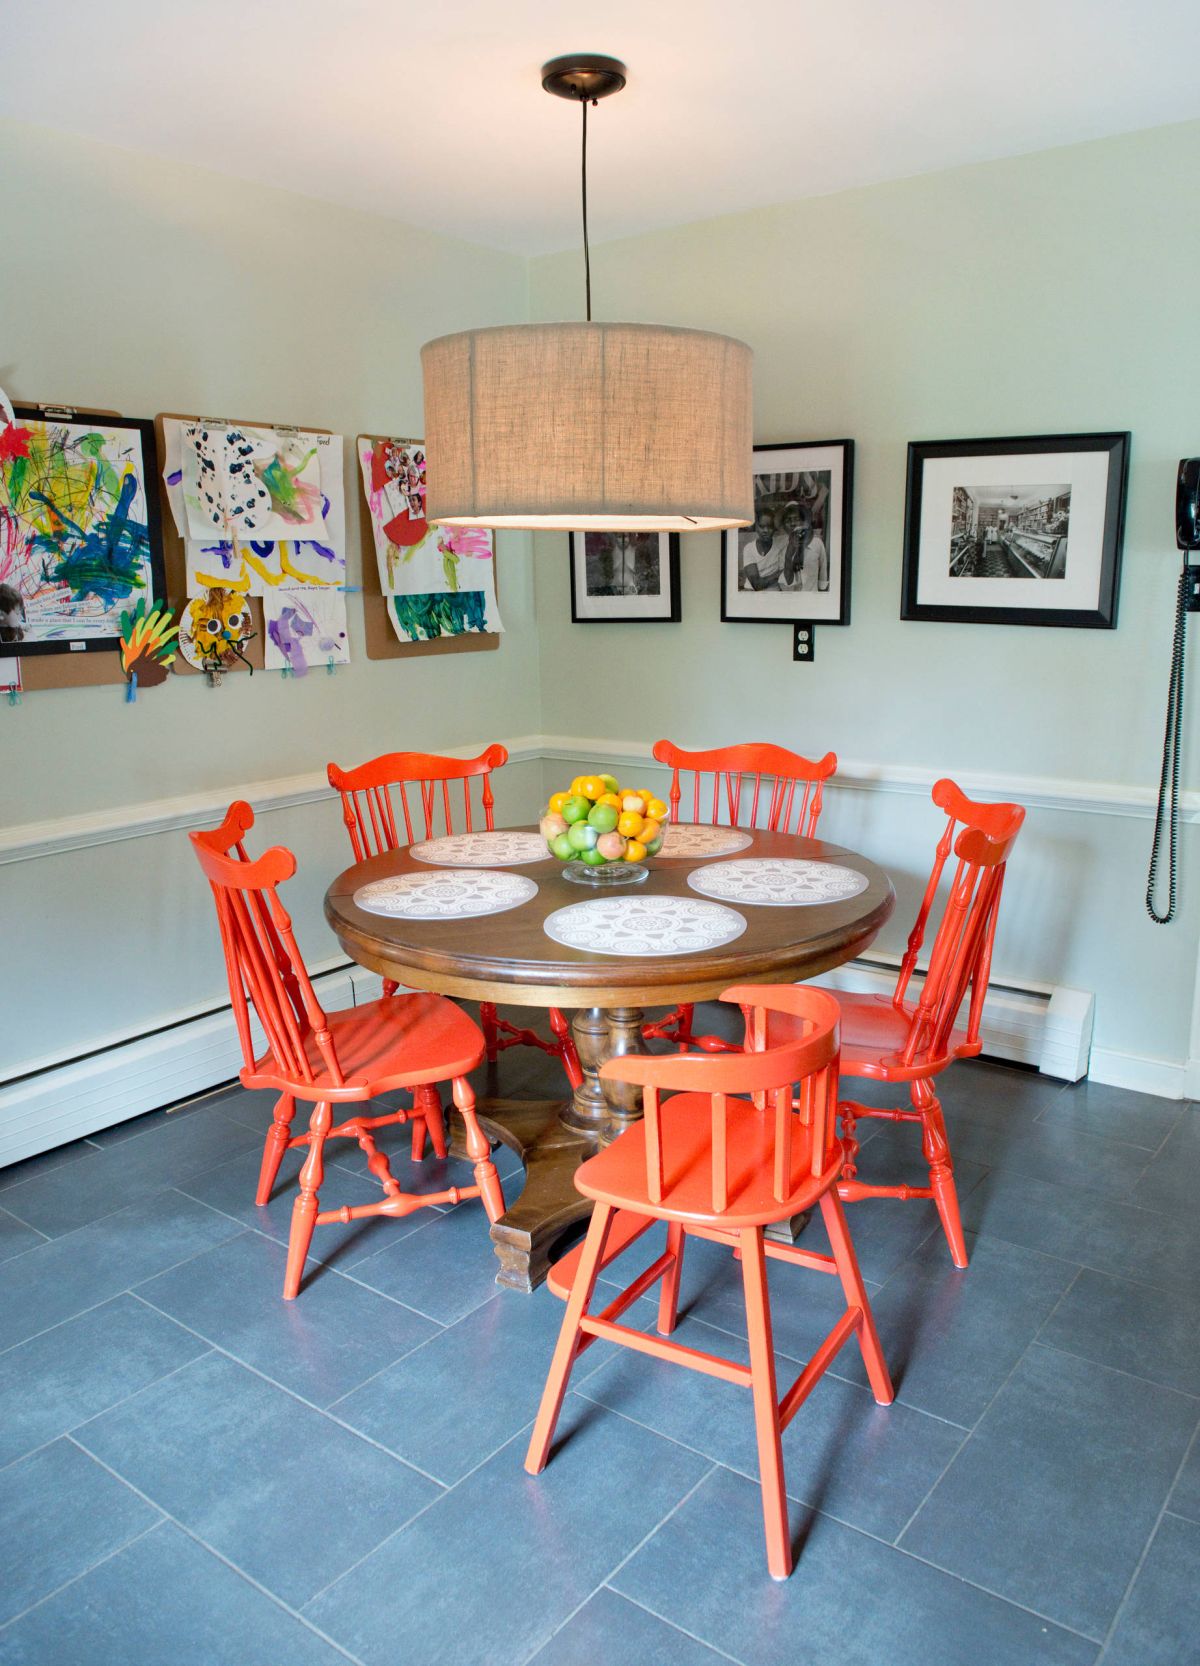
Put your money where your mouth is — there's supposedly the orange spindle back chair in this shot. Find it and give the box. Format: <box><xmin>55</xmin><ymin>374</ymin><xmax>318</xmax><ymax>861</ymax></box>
<box><xmin>190</xmin><ymin>802</ymin><xmax>504</xmax><ymax>1299</ymax></box>
<box><xmin>327</xmin><ymin>746</ymin><xmax>581</xmax><ymax>1091</ymax></box>
<box><xmin>525</xmin><ymin>985</ymin><xmax>892</xmax><ymax>1582</ymax></box>
<box><xmin>644</xmin><ymin>739</ymin><xmax>838</xmax><ymax>1051</ymax></box>
<box><xmin>763</xmin><ymin>778</ymin><xmax>1025</xmax><ymax>1269</ymax></box>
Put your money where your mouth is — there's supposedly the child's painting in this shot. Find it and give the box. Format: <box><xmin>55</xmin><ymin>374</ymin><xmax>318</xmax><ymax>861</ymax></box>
<box><xmin>161</xmin><ymin>418</ymin><xmax>346</xmax><ymax>565</ymax></box>
<box><xmin>0</xmin><ymin>410</ymin><xmax>164</xmax><ymax>654</ymax></box>
<box><xmin>263</xmin><ymin>589</ymin><xmax>350</xmax><ymax>676</ymax></box>
<box><xmin>358</xmin><ymin>435</ymin><xmax>502</xmax><ymax>642</ymax></box>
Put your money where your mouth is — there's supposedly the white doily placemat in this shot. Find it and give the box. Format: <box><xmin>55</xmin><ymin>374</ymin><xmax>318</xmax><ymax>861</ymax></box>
<box><xmin>687</xmin><ymin>858</ymin><xmax>870</xmax><ymax>907</ymax></box>
<box><xmin>409</xmin><ymin>831</ymin><xmax>548</xmax><ymax>867</ymax></box>
<box><xmin>354</xmin><ymin>870</ymin><xmax>538</xmax><ymax>920</ymax></box>
<box><xmin>543</xmin><ymin>895</ymin><xmax>747</xmax><ymax>957</ymax></box>
<box><xmin>658</xmin><ymin>823</ymin><xmax>755</xmax><ymax>858</ymax></box>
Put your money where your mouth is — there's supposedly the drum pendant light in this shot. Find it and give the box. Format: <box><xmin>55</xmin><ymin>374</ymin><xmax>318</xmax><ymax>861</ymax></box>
<box><xmin>421</xmin><ymin>54</ymin><xmax>754</xmax><ymax>532</ymax></box>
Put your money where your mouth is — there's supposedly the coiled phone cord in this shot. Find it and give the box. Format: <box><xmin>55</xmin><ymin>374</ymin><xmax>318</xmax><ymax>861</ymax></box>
<box><xmin>1145</xmin><ymin>558</ymin><xmax>1189</xmax><ymax>923</ymax></box>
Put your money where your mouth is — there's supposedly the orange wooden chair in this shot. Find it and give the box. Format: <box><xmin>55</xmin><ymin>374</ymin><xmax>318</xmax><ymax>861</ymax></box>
<box><xmin>327</xmin><ymin>745</ymin><xmax>581</xmax><ymax>1094</ymax></box>
<box><xmin>525</xmin><ymin>985</ymin><xmax>892</xmax><ymax>1581</ymax></box>
<box><xmin>190</xmin><ymin>802</ymin><xmax>504</xmax><ymax>1300</ymax></box>
<box><xmin>643</xmin><ymin>740</ymin><xmax>838</xmax><ymax>1052</ymax></box>
<box><xmin>765</xmin><ymin>779</ymin><xmax>1025</xmax><ymax>1269</ymax></box>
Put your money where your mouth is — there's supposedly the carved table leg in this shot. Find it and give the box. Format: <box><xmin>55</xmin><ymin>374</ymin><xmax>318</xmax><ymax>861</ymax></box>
<box><xmin>448</xmin><ymin>1006</ymin><xmax>652</xmax><ymax>1291</ymax></box>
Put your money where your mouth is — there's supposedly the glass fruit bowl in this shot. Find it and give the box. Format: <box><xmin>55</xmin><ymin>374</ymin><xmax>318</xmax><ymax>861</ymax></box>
<box><xmin>540</xmin><ymin>771</ymin><xmax>668</xmax><ymax>886</ymax></box>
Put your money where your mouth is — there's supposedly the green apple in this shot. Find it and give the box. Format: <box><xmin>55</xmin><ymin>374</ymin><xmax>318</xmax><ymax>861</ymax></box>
<box><xmin>567</xmin><ymin>821</ymin><xmax>599</xmax><ymax>852</ymax></box>
<box><xmin>600</xmin><ymin>774</ymin><xmax>621</xmax><ymax>795</ymax></box>
<box><xmin>581</xmin><ymin>846</ymin><xmax>606</xmax><ymax>865</ymax></box>
<box><xmin>587</xmin><ymin>802</ymin><xmax>619</xmax><ymax>834</ymax></box>
<box><xmin>645</xmin><ymin>832</ymin><xmax>665</xmax><ymax>855</ymax></box>
<box><xmin>550</xmin><ymin>832</ymin><xmax>575</xmax><ymax>860</ymax></box>
<box><xmin>562</xmin><ymin>794</ymin><xmax>590</xmax><ymax>824</ymax></box>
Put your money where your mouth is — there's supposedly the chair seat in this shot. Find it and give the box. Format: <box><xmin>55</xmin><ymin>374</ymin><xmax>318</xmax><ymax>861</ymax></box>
<box><xmin>247</xmin><ymin>992</ymin><xmax>484</xmax><ymax>1097</ymax></box>
<box><xmin>576</xmin><ymin>1091</ymin><xmax>834</xmax><ymax>1226</ymax></box>
<box><xmin>763</xmin><ymin>992</ymin><xmax>976</xmax><ymax>1080</ymax></box>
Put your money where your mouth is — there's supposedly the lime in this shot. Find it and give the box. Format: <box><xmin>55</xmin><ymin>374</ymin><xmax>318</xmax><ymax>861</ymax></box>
<box><xmin>562</xmin><ymin>795</ymin><xmax>590</xmax><ymax>824</ymax></box>
<box><xmin>567</xmin><ymin>822</ymin><xmax>599</xmax><ymax>852</ymax></box>
<box><xmin>587</xmin><ymin>802</ymin><xmax>619</xmax><ymax>833</ymax></box>
<box><xmin>600</xmin><ymin>773</ymin><xmax>620</xmax><ymax>795</ymax></box>
<box><xmin>645</xmin><ymin>832</ymin><xmax>665</xmax><ymax>855</ymax></box>
<box><xmin>550</xmin><ymin>833</ymin><xmax>575</xmax><ymax>860</ymax></box>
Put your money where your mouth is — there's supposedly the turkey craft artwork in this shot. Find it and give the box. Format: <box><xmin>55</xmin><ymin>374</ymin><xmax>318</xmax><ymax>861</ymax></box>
<box><xmin>118</xmin><ymin>598</ymin><xmax>178</xmax><ymax>698</ymax></box>
<box><xmin>358</xmin><ymin>435</ymin><xmax>502</xmax><ymax>643</ymax></box>
<box><xmin>161</xmin><ymin>415</ymin><xmax>349</xmax><ymax>682</ymax></box>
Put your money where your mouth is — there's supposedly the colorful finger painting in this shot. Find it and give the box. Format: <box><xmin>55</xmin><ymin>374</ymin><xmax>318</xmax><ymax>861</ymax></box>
<box><xmin>0</xmin><ymin>411</ymin><xmax>164</xmax><ymax>653</ymax></box>
<box><xmin>180</xmin><ymin>423</ymin><xmax>329</xmax><ymax>541</ymax></box>
<box><xmin>358</xmin><ymin>435</ymin><xmax>502</xmax><ymax>641</ymax></box>
<box><xmin>263</xmin><ymin>589</ymin><xmax>350</xmax><ymax>676</ymax></box>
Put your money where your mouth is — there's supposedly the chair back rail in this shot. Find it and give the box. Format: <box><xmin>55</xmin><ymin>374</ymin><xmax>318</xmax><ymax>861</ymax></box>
<box><xmin>600</xmin><ymin>985</ymin><xmax>841</xmax><ymax>1213</ymax></box>
<box><xmin>892</xmin><ymin>778</ymin><xmax>1025</xmax><ymax>1064</ymax></box>
<box><xmin>327</xmin><ymin>744</ymin><xmax>507</xmax><ymax>860</ymax></box>
<box><xmin>651</xmin><ymin>739</ymin><xmax>836</xmax><ymax>837</ymax></box>
<box><xmin>190</xmin><ymin>802</ymin><xmax>341</xmax><ymax>1085</ymax></box>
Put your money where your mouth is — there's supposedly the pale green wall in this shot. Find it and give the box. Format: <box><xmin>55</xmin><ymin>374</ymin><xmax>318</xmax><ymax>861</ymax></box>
<box><xmin>0</xmin><ymin>119</ymin><xmax>538</xmax><ymax>1069</ymax></box>
<box><xmin>529</xmin><ymin>122</ymin><xmax>1200</xmax><ymax>1072</ymax></box>
<box><xmin>4</xmin><ymin>116</ymin><xmax>1198</xmax><ymax>1083</ymax></box>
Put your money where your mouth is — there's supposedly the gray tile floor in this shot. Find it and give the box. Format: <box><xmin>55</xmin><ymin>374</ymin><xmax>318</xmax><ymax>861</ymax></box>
<box><xmin>1</xmin><ymin>1007</ymin><xmax>1198</xmax><ymax>1665</ymax></box>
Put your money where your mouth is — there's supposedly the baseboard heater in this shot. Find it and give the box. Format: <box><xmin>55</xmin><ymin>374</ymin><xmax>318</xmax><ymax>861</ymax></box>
<box><xmin>0</xmin><ymin>960</ymin><xmax>1093</xmax><ymax>1171</ymax></box>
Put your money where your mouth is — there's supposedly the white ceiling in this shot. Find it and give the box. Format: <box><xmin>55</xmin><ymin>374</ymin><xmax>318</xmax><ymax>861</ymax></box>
<box><xmin>3</xmin><ymin>0</ymin><xmax>1197</xmax><ymax>256</ymax></box>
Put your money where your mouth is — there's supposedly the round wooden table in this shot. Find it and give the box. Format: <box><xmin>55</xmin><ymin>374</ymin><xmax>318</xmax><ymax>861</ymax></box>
<box><xmin>325</xmin><ymin>826</ymin><xmax>894</xmax><ymax>1290</ymax></box>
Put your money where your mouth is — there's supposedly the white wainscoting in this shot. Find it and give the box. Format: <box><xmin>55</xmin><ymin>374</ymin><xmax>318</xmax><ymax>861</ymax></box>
<box><xmin>2</xmin><ymin>732</ymin><xmax>1194</xmax><ymax>1163</ymax></box>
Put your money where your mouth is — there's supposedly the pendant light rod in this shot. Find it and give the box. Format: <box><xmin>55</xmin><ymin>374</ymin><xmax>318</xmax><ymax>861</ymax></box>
<box><xmin>581</xmin><ymin>95</ymin><xmax>591</xmax><ymax>322</ymax></box>
<box><xmin>541</xmin><ymin>54</ymin><xmax>627</xmax><ymax>323</ymax></box>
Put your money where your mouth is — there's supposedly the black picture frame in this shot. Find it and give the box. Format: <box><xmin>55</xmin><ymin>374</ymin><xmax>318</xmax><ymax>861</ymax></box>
<box><xmin>2</xmin><ymin>406</ymin><xmax>165</xmax><ymax>655</ymax></box>
<box><xmin>901</xmin><ymin>431</ymin><xmax>1129</xmax><ymax>629</ymax></box>
<box><xmin>721</xmin><ymin>439</ymin><xmax>854</xmax><ymax>626</ymax></box>
<box><xmin>568</xmin><ymin>531</ymin><xmax>681</xmax><ymax>623</ymax></box>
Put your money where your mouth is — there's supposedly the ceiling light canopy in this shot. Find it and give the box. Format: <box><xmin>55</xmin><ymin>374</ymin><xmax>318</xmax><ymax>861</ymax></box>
<box><xmin>421</xmin><ymin>55</ymin><xmax>753</xmax><ymax>534</ymax></box>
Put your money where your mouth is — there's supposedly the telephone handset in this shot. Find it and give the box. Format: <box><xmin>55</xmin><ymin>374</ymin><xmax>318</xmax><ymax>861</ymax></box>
<box><xmin>1145</xmin><ymin>459</ymin><xmax>1200</xmax><ymax>924</ymax></box>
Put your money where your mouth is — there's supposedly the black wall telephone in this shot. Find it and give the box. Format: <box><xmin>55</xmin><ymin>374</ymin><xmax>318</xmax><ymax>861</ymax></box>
<box><xmin>1145</xmin><ymin>459</ymin><xmax>1200</xmax><ymax>924</ymax></box>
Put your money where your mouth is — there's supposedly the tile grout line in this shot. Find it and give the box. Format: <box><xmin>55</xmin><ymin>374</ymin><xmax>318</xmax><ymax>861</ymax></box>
<box><xmin>61</xmin><ymin>1439</ymin><xmax>368</xmax><ymax>1666</ymax></box>
<box><xmin>891</xmin><ymin>1278</ymin><xmax>1080</xmax><ymax>1552</ymax></box>
<box><xmin>0</xmin><ymin>1347</ymin><xmax>216</xmax><ymax>1476</ymax></box>
<box><xmin>610</xmin><ymin>1589</ymin><xmax>749</xmax><ymax>1666</ymax></box>
<box><xmin>1093</xmin><ymin>1417</ymin><xmax>1200</xmax><ymax>1663</ymax></box>
<box><xmin>514</xmin><ymin>1463</ymin><xmax>721</xmax><ymax>1666</ymax></box>
<box><xmin>0</xmin><ymin>1520</ymin><xmax>166</xmax><ymax>1636</ymax></box>
<box><xmin>125</xmin><ymin>1292</ymin><xmax>451</xmax><ymax>1490</ymax></box>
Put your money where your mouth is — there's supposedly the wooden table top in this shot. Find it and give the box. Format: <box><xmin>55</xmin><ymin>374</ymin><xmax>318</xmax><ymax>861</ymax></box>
<box><xmin>325</xmin><ymin>825</ymin><xmax>895</xmax><ymax>1009</ymax></box>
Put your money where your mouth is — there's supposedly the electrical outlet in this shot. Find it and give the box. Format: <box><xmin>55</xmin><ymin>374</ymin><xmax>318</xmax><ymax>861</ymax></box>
<box><xmin>792</xmin><ymin>623</ymin><xmax>815</xmax><ymax>662</ymax></box>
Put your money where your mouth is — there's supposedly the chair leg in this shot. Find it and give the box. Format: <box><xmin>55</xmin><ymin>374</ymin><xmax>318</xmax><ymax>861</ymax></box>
<box><xmin>480</xmin><ymin>1000</ymin><xmax>500</xmax><ymax>1064</ymax></box>
<box><xmin>284</xmin><ymin>1100</ymin><xmax>331</xmax><ymax>1301</ymax></box>
<box><xmin>525</xmin><ymin>1202</ymin><xmax>615</xmax><ymax>1474</ymax></box>
<box><xmin>548</xmin><ymin>1006</ymin><xmax>583</xmax><ymax>1090</ymax></box>
<box><xmin>740</xmin><ymin>1226</ymin><xmax>791</xmax><ymax>1580</ymax></box>
<box><xmin>256</xmin><ymin>1093</ymin><xmax>296</xmax><ymax>1206</ymax></box>
<box><xmin>819</xmin><ymin>1188</ymin><xmax>893</xmax><ymax>1406</ymax></box>
<box><xmin>914</xmin><ymin>1080</ymin><xmax>968</xmax><ymax>1269</ymax></box>
<box><xmin>657</xmin><ymin>1221</ymin><xmax>686</xmax><ymax>1335</ymax></box>
<box><xmin>421</xmin><ymin>1083</ymin><xmax>448</xmax><ymax>1159</ymax></box>
<box><xmin>675</xmin><ymin>1001</ymin><xmax>695</xmax><ymax>1052</ymax></box>
<box><xmin>453</xmin><ymin>1077</ymin><xmax>503</xmax><ymax>1222</ymax></box>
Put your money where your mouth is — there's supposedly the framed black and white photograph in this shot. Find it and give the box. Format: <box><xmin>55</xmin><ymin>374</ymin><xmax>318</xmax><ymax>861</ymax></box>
<box><xmin>720</xmin><ymin>440</ymin><xmax>853</xmax><ymax>626</ymax></box>
<box><xmin>901</xmin><ymin>432</ymin><xmax>1129</xmax><ymax>628</ymax></box>
<box><xmin>569</xmin><ymin>531</ymin><xmax>681</xmax><ymax>623</ymax></box>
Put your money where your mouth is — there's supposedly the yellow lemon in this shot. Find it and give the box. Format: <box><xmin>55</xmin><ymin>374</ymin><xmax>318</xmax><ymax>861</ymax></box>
<box><xmin>624</xmin><ymin>839</ymin><xmax>647</xmax><ymax>863</ymax></box>
<box><xmin>549</xmin><ymin>791</ymin><xmax>569</xmax><ymax>816</ymax></box>
<box><xmin>647</xmin><ymin>797</ymin><xmax>668</xmax><ymax>822</ymax></box>
<box><xmin>639</xmin><ymin>818</ymin><xmax>660</xmax><ymax>845</ymax></box>
<box><xmin>598</xmin><ymin>791</ymin><xmax>622</xmax><ymax>810</ymax></box>
<box><xmin>581</xmin><ymin>775</ymin><xmax>605</xmax><ymax>801</ymax></box>
<box><xmin>617</xmin><ymin>811</ymin><xmax>645</xmax><ymax>838</ymax></box>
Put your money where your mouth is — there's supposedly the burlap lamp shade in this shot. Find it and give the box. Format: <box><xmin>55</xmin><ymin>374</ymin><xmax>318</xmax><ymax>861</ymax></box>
<box><xmin>420</xmin><ymin>321</ymin><xmax>754</xmax><ymax>532</ymax></box>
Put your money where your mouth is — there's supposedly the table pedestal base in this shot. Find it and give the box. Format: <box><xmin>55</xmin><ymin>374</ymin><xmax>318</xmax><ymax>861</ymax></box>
<box><xmin>452</xmin><ymin>1006</ymin><xmax>648</xmax><ymax>1291</ymax></box>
